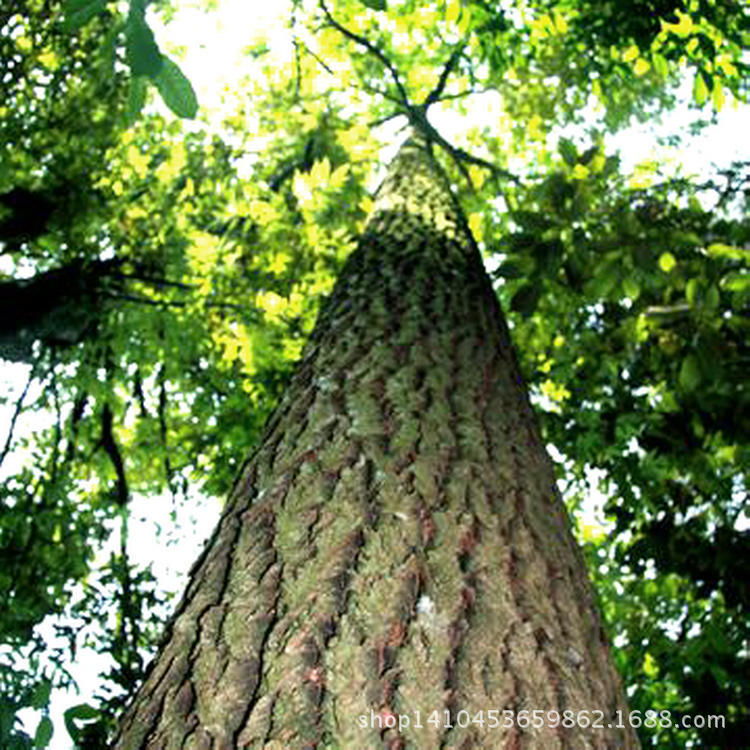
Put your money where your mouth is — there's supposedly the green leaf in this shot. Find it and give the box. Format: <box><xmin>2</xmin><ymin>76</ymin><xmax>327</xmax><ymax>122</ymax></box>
<box><xmin>589</xmin><ymin>259</ymin><xmax>620</xmax><ymax>297</ymax></box>
<box><xmin>96</xmin><ymin>22</ymin><xmax>121</xmax><ymax>82</ymax></box>
<box><xmin>622</xmin><ymin>276</ymin><xmax>640</xmax><ymax>300</ymax></box>
<box><xmin>125</xmin><ymin>13</ymin><xmax>163</xmax><ymax>77</ymax></box>
<box><xmin>558</xmin><ymin>137</ymin><xmax>578</xmax><ymax>167</ymax></box>
<box><xmin>33</xmin><ymin>716</ymin><xmax>53</xmax><ymax>749</ymax></box>
<box><xmin>704</xmin><ymin>284</ymin><xmax>719</xmax><ymax>310</ymax></box>
<box><xmin>685</xmin><ymin>277</ymin><xmax>700</xmax><ymax>305</ymax></box>
<box><xmin>659</xmin><ymin>388</ymin><xmax>680</xmax><ymax>413</ymax></box>
<box><xmin>658</xmin><ymin>252</ymin><xmax>676</xmax><ymax>272</ymax></box>
<box><xmin>695</xmin><ymin>332</ymin><xmax>721</xmax><ymax>377</ymax></box>
<box><xmin>153</xmin><ymin>57</ymin><xmax>198</xmax><ymax>118</ymax></box>
<box><xmin>679</xmin><ymin>354</ymin><xmax>701</xmax><ymax>391</ymax></box>
<box><xmin>126</xmin><ymin>76</ymin><xmax>148</xmax><ymax>123</ymax></box>
<box><xmin>642</xmin><ymin>652</ymin><xmax>659</xmax><ymax>678</ymax></box>
<box><xmin>721</xmin><ymin>271</ymin><xmax>750</xmax><ymax>293</ymax></box>
<box><xmin>707</xmin><ymin>243</ymin><xmax>749</xmax><ymax>261</ymax></box>
<box><xmin>652</xmin><ymin>51</ymin><xmax>668</xmax><ymax>77</ymax></box>
<box><xmin>63</xmin><ymin>704</ymin><xmax>99</xmax><ymax>741</ymax></box>
<box><xmin>360</xmin><ymin>0</ymin><xmax>387</xmax><ymax>9</ymax></box>
<box><xmin>693</xmin><ymin>70</ymin><xmax>709</xmax><ymax>106</ymax></box>
<box><xmin>30</xmin><ymin>681</ymin><xmax>52</xmax><ymax>710</ymax></box>
<box><xmin>62</xmin><ymin>0</ymin><xmax>107</xmax><ymax>31</ymax></box>
<box><xmin>533</xmin><ymin>239</ymin><xmax>564</xmax><ymax>275</ymax></box>
<box><xmin>494</xmin><ymin>261</ymin><xmax>526</xmax><ymax>279</ymax></box>
<box><xmin>712</xmin><ymin>81</ymin><xmax>725</xmax><ymax>111</ymax></box>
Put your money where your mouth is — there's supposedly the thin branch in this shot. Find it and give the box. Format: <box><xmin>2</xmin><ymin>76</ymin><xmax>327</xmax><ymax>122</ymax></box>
<box><xmin>293</xmin><ymin>39</ymin><xmax>303</xmax><ymax>100</ymax></box>
<box><xmin>319</xmin><ymin>0</ymin><xmax>410</xmax><ymax>107</ymax></box>
<box><xmin>48</xmin><ymin>368</ymin><xmax>63</xmax><ymax>487</ymax></box>
<box><xmin>64</xmin><ymin>391</ymin><xmax>88</xmax><ymax>464</ymax></box>
<box><xmin>0</xmin><ymin>363</ymin><xmax>36</xmax><ymax>470</ymax></box>
<box><xmin>643</xmin><ymin>304</ymin><xmax>691</xmax><ymax>319</ymax></box>
<box><xmin>367</xmin><ymin>111</ymin><xmax>408</xmax><ymax>129</ymax></box>
<box><xmin>289</xmin><ymin>3</ymin><xmax>303</xmax><ymax>101</ymax></box>
<box><xmin>133</xmin><ymin>370</ymin><xmax>148</xmax><ymax>418</ymax></box>
<box><xmin>302</xmin><ymin>40</ymin><xmax>400</xmax><ymax>104</ymax></box>
<box><xmin>100</xmin><ymin>402</ymin><xmax>129</xmax><ymax>508</ymax></box>
<box><xmin>429</xmin><ymin>86</ymin><xmax>497</xmax><ymax>104</ymax></box>
<box><xmin>408</xmin><ymin>109</ymin><xmax>520</xmax><ymax>186</ymax></box>
<box><xmin>302</xmin><ymin>39</ymin><xmax>335</xmax><ymax>76</ymax></box>
<box><xmin>442</xmin><ymin>138</ymin><xmax>521</xmax><ymax>185</ymax></box>
<box><xmin>302</xmin><ymin>30</ymin><xmax>403</xmax><ymax>105</ymax></box>
<box><xmin>157</xmin><ymin>363</ymin><xmax>177</xmax><ymax>502</ymax></box>
<box><xmin>111</xmin><ymin>292</ymin><xmax>256</xmax><ymax>315</ymax></box>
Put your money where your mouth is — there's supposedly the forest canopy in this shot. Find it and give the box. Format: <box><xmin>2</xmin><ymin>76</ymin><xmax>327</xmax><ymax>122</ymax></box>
<box><xmin>0</xmin><ymin>0</ymin><xmax>747</xmax><ymax>747</ymax></box>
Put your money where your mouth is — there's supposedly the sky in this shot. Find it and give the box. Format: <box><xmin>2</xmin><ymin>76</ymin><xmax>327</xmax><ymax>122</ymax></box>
<box><xmin>5</xmin><ymin>0</ymin><xmax>748</xmax><ymax>745</ymax></box>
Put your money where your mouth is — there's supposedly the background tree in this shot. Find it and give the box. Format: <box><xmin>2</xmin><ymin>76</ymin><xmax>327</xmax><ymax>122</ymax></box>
<box><xmin>0</xmin><ymin>0</ymin><xmax>747</xmax><ymax>747</ymax></box>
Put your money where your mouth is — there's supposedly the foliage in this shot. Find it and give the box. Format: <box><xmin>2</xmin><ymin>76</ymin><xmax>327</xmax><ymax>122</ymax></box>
<box><xmin>0</xmin><ymin>0</ymin><xmax>747</xmax><ymax>746</ymax></box>
<box><xmin>62</xmin><ymin>0</ymin><xmax>198</xmax><ymax>119</ymax></box>
<box><xmin>505</xmin><ymin>157</ymin><xmax>749</xmax><ymax>747</ymax></box>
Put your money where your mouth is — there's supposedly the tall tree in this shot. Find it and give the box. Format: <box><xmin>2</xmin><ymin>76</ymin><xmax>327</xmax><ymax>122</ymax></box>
<box><xmin>2</xmin><ymin>0</ymin><xmax>747</xmax><ymax>746</ymax></box>
<box><xmin>114</xmin><ymin>132</ymin><xmax>639</xmax><ymax>748</ymax></box>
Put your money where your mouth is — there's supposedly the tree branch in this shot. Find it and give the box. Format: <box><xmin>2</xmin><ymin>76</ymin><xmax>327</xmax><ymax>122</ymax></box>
<box><xmin>0</xmin><ymin>363</ymin><xmax>37</xmax><ymax>470</ymax></box>
<box><xmin>317</xmin><ymin>2</ymin><xmax>519</xmax><ymax>189</ymax></box>
<box><xmin>424</xmin><ymin>46</ymin><xmax>463</xmax><ymax>107</ymax></box>
<box><xmin>406</xmin><ymin>108</ymin><xmax>520</xmax><ymax>187</ymax></box>
<box><xmin>100</xmin><ymin>402</ymin><xmax>129</xmax><ymax>508</ymax></box>
<box><xmin>113</xmin><ymin>292</ymin><xmax>256</xmax><ymax>315</ymax></box>
<box><xmin>319</xmin><ymin>0</ymin><xmax>410</xmax><ymax>107</ymax></box>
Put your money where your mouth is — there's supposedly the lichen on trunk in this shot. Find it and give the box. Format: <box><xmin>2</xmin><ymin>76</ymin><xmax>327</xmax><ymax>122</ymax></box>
<box><xmin>115</xmin><ymin>134</ymin><xmax>639</xmax><ymax>750</ymax></box>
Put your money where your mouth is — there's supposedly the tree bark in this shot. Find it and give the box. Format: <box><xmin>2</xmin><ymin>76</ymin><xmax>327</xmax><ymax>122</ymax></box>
<box><xmin>115</xmin><ymin>135</ymin><xmax>639</xmax><ymax>749</ymax></box>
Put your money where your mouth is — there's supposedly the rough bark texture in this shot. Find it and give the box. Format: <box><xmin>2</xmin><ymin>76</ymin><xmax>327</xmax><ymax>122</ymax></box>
<box><xmin>115</xmin><ymin>136</ymin><xmax>639</xmax><ymax>749</ymax></box>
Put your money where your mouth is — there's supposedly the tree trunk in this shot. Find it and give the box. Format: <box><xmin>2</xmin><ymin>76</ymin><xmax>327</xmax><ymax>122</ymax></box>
<box><xmin>115</xmin><ymin>135</ymin><xmax>639</xmax><ymax>749</ymax></box>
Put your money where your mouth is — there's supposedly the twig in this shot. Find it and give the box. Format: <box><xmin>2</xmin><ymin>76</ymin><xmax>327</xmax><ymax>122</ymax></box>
<box><xmin>157</xmin><ymin>363</ymin><xmax>177</xmax><ymax>501</ymax></box>
<box><xmin>113</xmin><ymin>270</ymin><xmax>192</xmax><ymax>290</ymax></box>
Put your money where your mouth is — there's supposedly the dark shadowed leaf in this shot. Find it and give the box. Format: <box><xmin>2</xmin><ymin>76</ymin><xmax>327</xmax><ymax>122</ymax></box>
<box><xmin>494</xmin><ymin>261</ymin><xmax>526</xmax><ymax>279</ymax></box>
<box><xmin>125</xmin><ymin>13</ymin><xmax>162</xmax><ymax>77</ymax></box>
<box><xmin>589</xmin><ymin>259</ymin><xmax>621</xmax><ymax>297</ymax></box>
<box><xmin>30</xmin><ymin>681</ymin><xmax>52</xmax><ymax>710</ymax></box>
<box><xmin>558</xmin><ymin>137</ymin><xmax>578</xmax><ymax>166</ymax></box>
<box><xmin>62</xmin><ymin>0</ymin><xmax>107</xmax><ymax>31</ymax></box>
<box><xmin>679</xmin><ymin>354</ymin><xmax>702</xmax><ymax>391</ymax></box>
<box><xmin>63</xmin><ymin>704</ymin><xmax>99</xmax><ymax>742</ymax></box>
